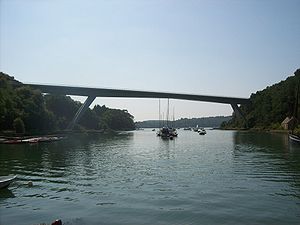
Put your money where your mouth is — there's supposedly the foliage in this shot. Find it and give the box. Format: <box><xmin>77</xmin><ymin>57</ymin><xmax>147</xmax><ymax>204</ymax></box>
<box><xmin>93</xmin><ymin>105</ymin><xmax>135</xmax><ymax>131</ymax></box>
<box><xmin>222</xmin><ymin>69</ymin><xmax>300</xmax><ymax>129</ymax></box>
<box><xmin>44</xmin><ymin>94</ymin><xmax>81</xmax><ymax>129</ymax></box>
<box><xmin>136</xmin><ymin>116</ymin><xmax>232</xmax><ymax>128</ymax></box>
<box><xmin>13</xmin><ymin>117</ymin><xmax>25</xmax><ymax>134</ymax></box>
<box><xmin>294</xmin><ymin>126</ymin><xmax>300</xmax><ymax>136</ymax></box>
<box><xmin>0</xmin><ymin>73</ymin><xmax>55</xmax><ymax>132</ymax></box>
<box><xmin>0</xmin><ymin>72</ymin><xmax>135</xmax><ymax>133</ymax></box>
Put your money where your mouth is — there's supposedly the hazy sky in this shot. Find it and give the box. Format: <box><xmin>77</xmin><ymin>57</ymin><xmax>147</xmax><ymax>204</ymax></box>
<box><xmin>1</xmin><ymin>0</ymin><xmax>299</xmax><ymax>121</ymax></box>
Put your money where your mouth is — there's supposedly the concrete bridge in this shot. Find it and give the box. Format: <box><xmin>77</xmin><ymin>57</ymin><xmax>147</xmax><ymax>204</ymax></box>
<box><xmin>26</xmin><ymin>84</ymin><xmax>250</xmax><ymax>129</ymax></box>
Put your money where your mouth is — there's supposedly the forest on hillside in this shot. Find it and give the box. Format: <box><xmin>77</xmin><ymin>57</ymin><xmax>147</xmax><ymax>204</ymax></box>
<box><xmin>221</xmin><ymin>69</ymin><xmax>300</xmax><ymax>130</ymax></box>
<box><xmin>0</xmin><ymin>72</ymin><xmax>135</xmax><ymax>134</ymax></box>
<box><xmin>136</xmin><ymin>116</ymin><xmax>231</xmax><ymax>128</ymax></box>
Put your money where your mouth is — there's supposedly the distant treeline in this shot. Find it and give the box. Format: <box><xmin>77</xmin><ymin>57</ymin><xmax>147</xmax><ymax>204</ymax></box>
<box><xmin>221</xmin><ymin>69</ymin><xmax>300</xmax><ymax>129</ymax></box>
<box><xmin>0</xmin><ymin>72</ymin><xmax>135</xmax><ymax>134</ymax></box>
<box><xmin>135</xmin><ymin>116</ymin><xmax>232</xmax><ymax>128</ymax></box>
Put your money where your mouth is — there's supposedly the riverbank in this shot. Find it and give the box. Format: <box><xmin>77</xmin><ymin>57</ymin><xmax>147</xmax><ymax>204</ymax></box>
<box><xmin>0</xmin><ymin>127</ymin><xmax>126</xmax><ymax>137</ymax></box>
<box><xmin>220</xmin><ymin>127</ymin><xmax>291</xmax><ymax>135</ymax></box>
<box><xmin>0</xmin><ymin>128</ymin><xmax>129</xmax><ymax>144</ymax></box>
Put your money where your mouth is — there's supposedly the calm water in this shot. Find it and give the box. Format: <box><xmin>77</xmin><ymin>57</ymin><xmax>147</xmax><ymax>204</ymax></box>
<box><xmin>0</xmin><ymin>130</ymin><xmax>300</xmax><ymax>225</ymax></box>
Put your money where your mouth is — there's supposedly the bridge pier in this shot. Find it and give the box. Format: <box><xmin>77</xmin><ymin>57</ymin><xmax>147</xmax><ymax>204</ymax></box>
<box><xmin>231</xmin><ymin>103</ymin><xmax>247</xmax><ymax>126</ymax></box>
<box><xmin>67</xmin><ymin>95</ymin><xmax>96</xmax><ymax>130</ymax></box>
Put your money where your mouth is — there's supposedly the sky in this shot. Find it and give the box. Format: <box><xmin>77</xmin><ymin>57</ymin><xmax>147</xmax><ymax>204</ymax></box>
<box><xmin>1</xmin><ymin>0</ymin><xmax>299</xmax><ymax>121</ymax></box>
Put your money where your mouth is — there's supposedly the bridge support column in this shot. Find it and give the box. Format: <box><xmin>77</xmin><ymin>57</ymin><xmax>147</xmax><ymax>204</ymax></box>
<box><xmin>67</xmin><ymin>95</ymin><xmax>96</xmax><ymax>130</ymax></box>
<box><xmin>231</xmin><ymin>103</ymin><xmax>248</xmax><ymax>127</ymax></box>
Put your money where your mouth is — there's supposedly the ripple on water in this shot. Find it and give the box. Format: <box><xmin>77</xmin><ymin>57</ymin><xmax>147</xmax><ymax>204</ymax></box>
<box><xmin>1</xmin><ymin>131</ymin><xmax>300</xmax><ymax>225</ymax></box>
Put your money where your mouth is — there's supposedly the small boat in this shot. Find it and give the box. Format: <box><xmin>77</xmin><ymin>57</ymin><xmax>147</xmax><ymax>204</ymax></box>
<box><xmin>1</xmin><ymin>136</ymin><xmax>65</xmax><ymax>144</ymax></box>
<box><xmin>21</xmin><ymin>137</ymin><xmax>39</xmax><ymax>143</ymax></box>
<box><xmin>289</xmin><ymin>134</ymin><xmax>300</xmax><ymax>143</ymax></box>
<box><xmin>169</xmin><ymin>128</ymin><xmax>178</xmax><ymax>137</ymax></box>
<box><xmin>0</xmin><ymin>175</ymin><xmax>17</xmax><ymax>189</ymax></box>
<box><xmin>2</xmin><ymin>139</ymin><xmax>22</xmax><ymax>144</ymax></box>
<box><xmin>198</xmin><ymin>128</ymin><xmax>206</xmax><ymax>135</ymax></box>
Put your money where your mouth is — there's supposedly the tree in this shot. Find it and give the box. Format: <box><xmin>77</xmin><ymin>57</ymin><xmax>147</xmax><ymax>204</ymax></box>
<box><xmin>0</xmin><ymin>72</ymin><xmax>136</xmax><ymax>133</ymax></box>
<box><xmin>13</xmin><ymin>117</ymin><xmax>25</xmax><ymax>134</ymax></box>
<box><xmin>222</xmin><ymin>69</ymin><xmax>300</xmax><ymax>129</ymax></box>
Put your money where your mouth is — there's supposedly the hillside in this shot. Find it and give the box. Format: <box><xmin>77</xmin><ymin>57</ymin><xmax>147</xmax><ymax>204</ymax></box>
<box><xmin>136</xmin><ymin>116</ymin><xmax>231</xmax><ymax>128</ymax></box>
<box><xmin>222</xmin><ymin>69</ymin><xmax>300</xmax><ymax>129</ymax></box>
<box><xmin>0</xmin><ymin>72</ymin><xmax>135</xmax><ymax>134</ymax></box>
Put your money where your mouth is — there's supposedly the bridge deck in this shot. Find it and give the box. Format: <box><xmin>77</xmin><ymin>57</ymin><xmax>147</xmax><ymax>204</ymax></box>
<box><xmin>26</xmin><ymin>84</ymin><xmax>250</xmax><ymax>105</ymax></box>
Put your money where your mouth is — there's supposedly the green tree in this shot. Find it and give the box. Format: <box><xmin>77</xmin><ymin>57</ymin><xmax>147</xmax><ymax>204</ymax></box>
<box><xmin>13</xmin><ymin>117</ymin><xmax>25</xmax><ymax>134</ymax></box>
<box><xmin>93</xmin><ymin>105</ymin><xmax>135</xmax><ymax>130</ymax></box>
<box><xmin>223</xmin><ymin>69</ymin><xmax>300</xmax><ymax>129</ymax></box>
<box><xmin>44</xmin><ymin>94</ymin><xmax>81</xmax><ymax>129</ymax></box>
<box><xmin>1</xmin><ymin>72</ymin><xmax>135</xmax><ymax>133</ymax></box>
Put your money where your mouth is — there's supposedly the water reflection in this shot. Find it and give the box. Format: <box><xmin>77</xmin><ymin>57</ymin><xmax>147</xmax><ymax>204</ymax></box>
<box><xmin>157</xmin><ymin>138</ymin><xmax>176</xmax><ymax>159</ymax></box>
<box><xmin>233</xmin><ymin>131</ymin><xmax>300</xmax><ymax>158</ymax></box>
<box><xmin>232</xmin><ymin>131</ymin><xmax>300</xmax><ymax>198</ymax></box>
<box><xmin>1</xmin><ymin>130</ymin><xmax>300</xmax><ymax>225</ymax></box>
<box><xmin>0</xmin><ymin>132</ymin><xmax>135</xmax><ymax>187</ymax></box>
<box><xmin>234</xmin><ymin>131</ymin><xmax>289</xmax><ymax>150</ymax></box>
<box><xmin>0</xmin><ymin>188</ymin><xmax>15</xmax><ymax>199</ymax></box>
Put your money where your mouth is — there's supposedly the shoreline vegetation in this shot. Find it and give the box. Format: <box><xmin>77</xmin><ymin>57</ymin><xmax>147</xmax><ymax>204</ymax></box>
<box><xmin>221</xmin><ymin>69</ymin><xmax>300</xmax><ymax>135</ymax></box>
<box><xmin>135</xmin><ymin>116</ymin><xmax>232</xmax><ymax>129</ymax></box>
<box><xmin>0</xmin><ymin>72</ymin><xmax>135</xmax><ymax>137</ymax></box>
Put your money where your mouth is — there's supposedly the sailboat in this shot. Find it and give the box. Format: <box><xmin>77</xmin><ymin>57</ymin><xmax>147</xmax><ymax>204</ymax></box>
<box><xmin>157</xmin><ymin>99</ymin><xmax>177</xmax><ymax>139</ymax></box>
<box><xmin>169</xmin><ymin>107</ymin><xmax>178</xmax><ymax>137</ymax></box>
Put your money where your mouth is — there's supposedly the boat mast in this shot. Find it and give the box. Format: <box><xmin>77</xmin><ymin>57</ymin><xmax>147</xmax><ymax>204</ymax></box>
<box><xmin>167</xmin><ymin>98</ymin><xmax>170</xmax><ymax>127</ymax></box>
<box><xmin>159</xmin><ymin>99</ymin><xmax>161</xmax><ymax>128</ymax></box>
<box><xmin>173</xmin><ymin>107</ymin><xmax>175</xmax><ymax>128</ymax></box>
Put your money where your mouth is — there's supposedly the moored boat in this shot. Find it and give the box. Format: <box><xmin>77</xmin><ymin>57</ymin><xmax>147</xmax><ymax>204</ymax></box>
<box><xmin>157</xmin><ymin>98</ymin><xmax>178</xmax><ymax>140</ymax></box>
<box><xmin>193</xmin><ymin>127</ymin><xmax>199</xmax><ymax>132</ymax></box>
<box><xmin>158</xmin><ymin>127</ymin><xmax>171</xmax><ymax>138</ymax></box>
<box><xmin>169</xmin><ymin>128</ymin><xmax>178</xmax><ymax>137</ymax></box>
<box><xmin>289</xmin><ymin>134</ymin><xmax>300</xmax><ymax>143</ymax></box>
<box><xmin>157</xmin><ymin>127</ymin><xmax>177</xmax><ymax>140</ymax></box>
<box><xmin>0</xmin><ymin>136</ymin><xmax>65</xmax><ymax>144</ymax></box>
<box><xmin>198</xmin><ymin>128</ymin><xmax>206</xmax><ymax>135</ymax></box>
<box><xmin>0</xmin><ymin>175</ymin><xmax>17</xmax><ymax>189</ymax></box>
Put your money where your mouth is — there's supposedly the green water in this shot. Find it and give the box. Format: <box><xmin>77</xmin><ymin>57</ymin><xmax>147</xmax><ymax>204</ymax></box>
<box><xmin>0</xmin><ymin>130</ymin><xmax>300</xmax><ymax>225</ymax></box>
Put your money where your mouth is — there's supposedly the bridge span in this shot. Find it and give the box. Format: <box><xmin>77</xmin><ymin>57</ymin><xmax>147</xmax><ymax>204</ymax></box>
<box><xmin>26</xmin><ymin>84</ymin><xmax>250</xmax><ymax>129</ymax></box>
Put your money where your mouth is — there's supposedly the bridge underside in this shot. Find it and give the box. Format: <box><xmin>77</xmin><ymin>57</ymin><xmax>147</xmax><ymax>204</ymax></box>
<box><xmin>26</xmin><ymin>84</ymin><xmax>250</xmax><ymax>129</ymax></box>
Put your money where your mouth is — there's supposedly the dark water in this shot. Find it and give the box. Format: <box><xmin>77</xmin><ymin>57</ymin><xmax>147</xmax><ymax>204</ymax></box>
<box><xmin>0</xmin><ymin>130</ymin><xmax>300</xmax><ymax>225</ymax></box>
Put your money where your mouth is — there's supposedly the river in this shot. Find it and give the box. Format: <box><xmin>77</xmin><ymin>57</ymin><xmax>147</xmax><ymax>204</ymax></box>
<box><xmin>0</xmin><ymin>130</ymin><xmax>300</xmax><ymax>225</ymax></box>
